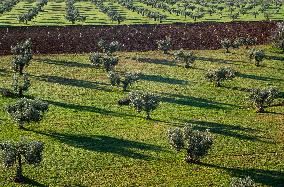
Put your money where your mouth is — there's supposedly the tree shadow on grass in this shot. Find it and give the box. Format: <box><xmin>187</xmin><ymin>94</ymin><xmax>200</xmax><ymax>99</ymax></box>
<box><xmin>160</xmin><ymin>92</ymin><xmax>237</xmax><ymax>110</ymax></box>
<box><xmin>20</xmin><ymin>176</ymin><xmax>47</xmax><ymax>187</ymax></box>
<box><xmin>196</xmin><ymin>56</ymin><xmax>246</xmax><ymax>64</ymax></box>
<box><xmin>237</xmin><ymin>73</ymin><xmax>284</xmax><ymax>82</ymax></box>
<box><xmin>35</xmin><ymin>59</ymin><xmax>94</xmax><ymax>68</ymax></box>
<box><xmin>136</xmin><ymin>57</ymin><xmax>177</xmax><ymax>67</ymax></box>
<box><xmin>33</xmin><ymin>131</ymin><xmax>163</xmax><ymax>161</ymax></box>
<box><xmin>141</xmin><ymin>74</ymin><xmax>188</xmax><ymax>85</ymax></box>
<box><xmin>34</xmin><ymin>75</ymin><xmax>112</xmax><ymax>92</ymax></box>
<box><xmin>188</xmin><ymin>120</ymin><xmax>271</xmax><ymax>143</ymax></box>
<box><xmin>198</xmin><ymin>162</ymin><xmax>284</xmax><ymax>187</ymax></box>
<box><xmin>266</xmin><ymin>54</ymin><xmax>284</xmax><ymax>61</ymax></box>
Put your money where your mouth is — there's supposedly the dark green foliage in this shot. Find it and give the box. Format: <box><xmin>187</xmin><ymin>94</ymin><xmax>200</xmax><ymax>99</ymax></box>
<box><xmin>205</xmin><ymin>67</ymin><xmax>236</xmax><ymax>87</ymax></box>
<box><xmin>65</xmin><ymin>0</ymin><xmax>86</xmax><ymax>24</ymax></box>
<box><xmin>11</xmin><ymin>38</ymin><xmax>32</xmax><ymax>75</ymax></box>
<box><xmin>6</xmin><ymin>98</ymin><xmax>49</xmax><ymax>130</ymax></box>
<box><xmin>220</xmin><ymin>38</ymin><xmax>231</xmax><ymax>53</ymax></box>
<box><xmin>230</xmin><ymin>176</ymin><xmax>256</xmax><ymax>187</ymax></box>
<box><xmin>271</xmin><ymin>22</ymin><xmax>284</xmax><ymax>51</ymax></box>
<box><xmin>157</xmin><ymin>36</ymin><xmax>172</xmax><ymax>54</ymax></box>
<box><xmin>248</xmin><ymin>48</ymin><xmax>265</xmax><ymax>66</ymax></box>
<box><xmin>98</xmin><ymin>40</ymin><xmax>120</xmax><ymax>54</ymax></box>
<box><xmin>249</xmin><ymin>87</ymin><xmax>278</xmax><ymax>113</ymax></box>
<box><xmin>128</xmin><ymin>91</ymin><xmax>160</xmax><ymax>119</ymax></box>
<box><xmin>168</xmin><ymin>124</ymin><xmax>213</xmax><ymax>163</ymax></box>
<box><xmin>174</xmin><ymin>50</ymin><xmax>196</xmax><ymax>68</ymax></box>
<box><xmin>0</xmin><ymin>139</ymin><xmax>44</xmax><ymax>183</ymax></box>
<box><xmin>12</xmin><ymin>73</ymin><xmax>30</xmax><ymax>97</ymax></box>
<box><xmin>89</xmin><ymin>53</ymin><xmax>119</xmax><ymax>72</ymax></box>
<box><xmin>109</xmin><ymin>71</ymin><xmax>141</xmax><ymax>91</ymax></box>
<box><xmin>0</xmin><ymin>0</ymin><xmax>18</xmax><ymax>14</ymax></box>
<box><xmin>18</xmin><ymin>0</ymin><xmax>47</xmax><ymax>24</ymax></box>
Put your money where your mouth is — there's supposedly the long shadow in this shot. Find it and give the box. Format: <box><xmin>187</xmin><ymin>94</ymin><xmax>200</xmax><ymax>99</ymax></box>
<box><xmin>35</xmin><ymin>58</ymin><xmax>94</xmax><ymax>68</ymax></box>
<box><xmin>266</xmin><ymin>55</ymin><xmax>284</xmax><ymax>61</ymax></box>
<box><xmin>188</xmin><ymin>120</ymin><xmax>271</xmax><ymax>143</ymax></box>
<box><xmin>238</xmin><ymin>73</ymin><xmax>284</xmax><ymax>82</ymax></box>
<box><xmin>160</xmin><ymin>92</ymin><xmax>237</xmax><ymax>110</ymax></box>
<box><xmin>21</xmin><ymin>176</ymin><xmax>47</xmax><ymax>187</ymax></box>
<box><xmin>136</xmin><ymin>57</ymin><xmax>177</xmax><ymax>67</ymax></box>
<box><xmin>197</xmin><ymin>56</ymin><xmax>245</xmax><ymax>64</ymax></box>
<box><xmin>141</xmin><ymin>74</ymin><xmax>188</xmax><ymax>85</ymax></box>
<box><xmin>34</xmin><ymin>75</ymin><xmax>112</xmax><ymax>92</ymax></box>
<box><xmin>32</xmin><ymin>131</ymin><xmax>163</xmax><ymax>161</ymax></box>
<box><xmin>198</xmin><ymin>162</ymin><xmax>284</xmax><ymax>187</ymax></box>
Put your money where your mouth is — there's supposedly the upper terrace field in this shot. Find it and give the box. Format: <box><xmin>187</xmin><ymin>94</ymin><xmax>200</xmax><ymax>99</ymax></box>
<box><xmin>0</xmin><ymin>0</ymin><xmax>284</xmax><ymax>26</ymax></box>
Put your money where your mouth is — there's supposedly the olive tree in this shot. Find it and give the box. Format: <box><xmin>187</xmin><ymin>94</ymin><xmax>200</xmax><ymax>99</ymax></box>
<box><xmin>157</xmin><ymin>36</ymin><xmax>172</xmax><ymax>54</ymax></box>
<box><xmin>271</xmin><ymin>22</ymin><xmax>284</xmax><ymax>51</ymax></box>
<box><xmin>220</xmin><ymin>38</ymin><xmax>232</xmax><ymax>53</ymax></box>
<box><xmin>174</xmin><ymin>50</ymin><xmax>196</xmax><ymax>68</ymax></box>
<box><xmin>168</xmin><ymin>124</ymin><xmax>213</xmax><ymax>163</ymax></box>
<box><xmin>0</xmin><ymin>139</ymin><xmax>44</xmax><ymax>183</ymax></box>
<box><xmin>248</xmin><ymin>48</ymin><xmax>265</xmax><ymax>67</ymax></box>
<box><xmin>128</xmin><ymin>91</ymin><xmax>160</xmax><ymax>120</ymax></box>
<box><xmin>205</xmin><ymin>67</ymin><xmax>236</xmax><ymax>87</ymax></box>
<box><xmin>89</xmin><ymin>53</ymin><xmax>119</xmax><ymax>72</ymax></box>
<box><xmin>11</xmin><ymin>38</ymin><xmax>32</xmax><ymax>75</ymax></box>
<box><xmin>249</xmin><ymin>87</ymin><xmax>278</xmax><ymax>113</ymax></box>
<box><xmin>230</xmin><ymin>176</ymin><xmax>256</xmax><ymax>187</ymax></box>
<box><xmin>108</xmin><ymin>71</ymin><xmax>141</xmax><ymax>91</ymax></box>
<box><xmin>98</xmin><ymin>40</ymin><xmax>120</xmax><ymax>54</ymax></box>
<box><xmin>6</xmin><ymin>98</ymin><xmax>49</xmax><ymax>130</ymax></box>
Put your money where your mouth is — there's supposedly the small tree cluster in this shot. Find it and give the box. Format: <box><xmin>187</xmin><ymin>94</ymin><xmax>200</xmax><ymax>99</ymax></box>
<box><xmin>0</xmin><ymin>139</ymin><xmax>44</xmax><ymax>183</ymax></box>
<box><xmin>95</xmin><ymin>1</ymin><xmax>125</xmax><ymax>24</ymax></box>
<box><xmin>108</xmin><ymin>71</ymin><xmax>141</xmax><ymax>91</ymax></box>
<box><xmin>89</xmin><ymin>52</ymin><xmax>119</xmax><ymax>72</ymax></box>
<box><xmin>221</xmin><ymin>37</ymin><xmax>257</xmax><ymax>52</ymax></box>
<box><xmin>205</xmin><ymin>67</ymin><xmax>236</xmax><ymax>87</ymax></box>
<box><xmin>271</xmin><ymin>22</ymin><xmax>284</xmax><ymax>51</ymax></box>
<box><xmin>6</xmin><ymin>98</ymin><xmax>49</xmax><ymax>130</ymax></box>
<box><xmin>0</xmin><ymin>0</ymin><xmax>18</xmax><ymax>14</ymax></box>
<box><xmin>249</xmin><ymin>87</ymin><xmax>278</xmax><ymax>113</ymax></box>
<box><xmin>174</xmin><ymin>50</ymin><xmax>196</xmax><ymax>68</ymax></box>
<box><xmin>157</xmin><ymin>36</ymin><xmax>172</xmax><ymax>54</ymax></box>
<box><xmin>18</xmin><ymin>0</ymin><xmax>48</xmax><ymax>24</ymax></box>
<box><xmin>248</xmin><ymin>48</ymin><xmax>265</xmax><ymax>67</ymax></box>
<box><xmin>119</xmin><ymin>91</ymin><xmax>160</xmax><ymax>120</ymax></box>
<box><xmin>230</xmin><ymin>176</ymin><xmax>256</xmax><ymax>187</ymax></box>
<box><xmin>10</xmin><ymin>39</ymin><xmax>33</xmax><ymax>97</ymax></box>
<box><xmin>168</xmin><ymin>124</ymin><xmax>213</xmax><ymax>163</ymax></box>
<box><xmin>98</xmin><ymin>39</ymin><xmax>120</xmax><ymax>54</ymax></box>
<box><xmin>65</xmin><ymin>0</ymin><xmax>86</xmax><ymax>24</ymax></box>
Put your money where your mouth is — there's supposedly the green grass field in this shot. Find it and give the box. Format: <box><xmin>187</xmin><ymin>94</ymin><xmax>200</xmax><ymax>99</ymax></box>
<box><xmin>0</xmin><ymin>45</ymin><xmax>283</xmax><ymax>186</ymax></box>
<box><xmin>1</xmin><ymin>0</ymin><xmax>284</xmax><ymax>26</ymax></box>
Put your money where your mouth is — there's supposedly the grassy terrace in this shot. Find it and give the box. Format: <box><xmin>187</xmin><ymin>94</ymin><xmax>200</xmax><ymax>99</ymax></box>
<box><xmin>0</xmin><ymin>46</ymin><xmax>283</xmax><ymax>186</ymax></box>
<box><xmin>0</xmin><ymin>0</ymin><xmax>284</xmax><ymax>26</ymax></box>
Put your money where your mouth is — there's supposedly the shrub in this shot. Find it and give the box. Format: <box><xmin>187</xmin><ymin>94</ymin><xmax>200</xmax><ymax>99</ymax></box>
<box><xmin>108</xmin><ymin>71</ymin><xmax>140</xmax><ymax>91</ymax></box>
<box><xmin>249</xmin><ymin>87</ymin><xmax>278</xmax><ymax>113</ymax></box>
<box><xmin>98</xmin><ymin>40</ymin><xmax>120</xmax><ymax>54</ymax></box>
<box><xmin>0</xmin><ymin>139</ymin><xmax>44</xmax><ymax>183</ymax></box>
<box><xmin>65</xmin><ymin>0</ymin><xmax>86</xmax><ymax>24</ymax></box>
<box><xmin>12</xmin><ymin>73</ymin><xmax>30</xmax><ymax>97</ymax></box>
<box><xmin>205</xmin><ymin>67</ymin><xmax>236</xmax><ymax>87</ymax></box>
<box><xmin>90</xmin><ymin>53</ymin><xmax>119</xmax><ymax>72</ymax></box>
<box><xmin>271</xmin><ymin>22</ymin><xmax>284</xmax><ymax>51</ymax></box>
<box><xmin>168</xmin><ymin>124</ymin><xmax>213</xmax><ymax>163</ymax></box>
<box><xmin>157</xmin><ymin>36</ymin><xmax>172</xmax><ymax>54</ymax></box>
<box><xmin>248</xmin><ymin>48</ymin><xmax>265</xmax><ymax>67</ymax></box>
<box><xmin>174</xmin><ymin>50</ymin><xmax>196</xmax><ymax>68</ymax></box>
<box><xmin>230</xmin><ymin>176</ymin><xmax>256</xmax><ymax>187</ymax></box>
<box><xmin>220</xmin><ymin>38</ymin><xmax>232</xmax><ymax>53</ymax></box>
<box><xmin>11</xmin><ymin>39</ymin><xmax>32</xmax><ymax>75</ymax></box>
<box><xmin>6</xmin><ymin>98</ymin><xmax>49</xmax><ymax>130</ymax></box>
<box><xmin>128</xmin><ymin>91</ymin><xmax>160</xmax><ymax>119</ymax></box>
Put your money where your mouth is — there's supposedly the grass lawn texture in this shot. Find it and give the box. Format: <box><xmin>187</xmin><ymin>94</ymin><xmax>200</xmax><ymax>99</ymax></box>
<box><xmin>1</xmin><ymin>0</ymin><xmax>284</xmax><ymax>26</ymax></box>
<box><xmin>0</xmin><ymin>45</ymin><xmax>283</xmax><ymax>186</ymax></box>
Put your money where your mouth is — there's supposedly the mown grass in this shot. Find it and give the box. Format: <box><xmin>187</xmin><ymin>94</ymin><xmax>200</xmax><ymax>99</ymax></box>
<box><xmin>0</xmin><ymin>45</ymin><xmax>283</xmax><ymax>186</ymax></box>
<box><xmin>1</xmin><ymin>0</ymin><xmax>284</xmax><ymax>26</ymax></box>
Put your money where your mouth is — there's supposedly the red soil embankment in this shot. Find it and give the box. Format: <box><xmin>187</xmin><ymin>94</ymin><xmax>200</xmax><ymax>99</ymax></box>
<box><xmin>0</xmin><ymin>21</ymin><xmax>279</xmax><ymax>55</ymax></box>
